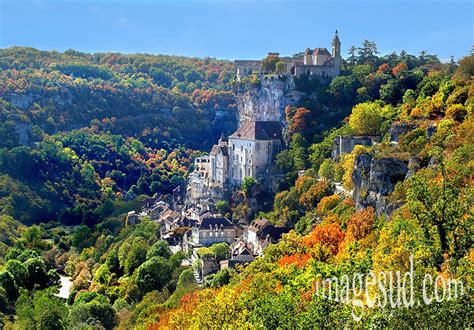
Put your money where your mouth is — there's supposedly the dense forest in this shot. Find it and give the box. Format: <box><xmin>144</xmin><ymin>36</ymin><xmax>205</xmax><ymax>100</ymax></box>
<box><xmin>0</xmin><ymin>42</ymin><xmax>472</xmax><ymax>329</ymax></box>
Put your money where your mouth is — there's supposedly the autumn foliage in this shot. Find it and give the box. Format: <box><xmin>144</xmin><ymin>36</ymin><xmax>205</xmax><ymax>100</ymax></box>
<box><xmin>303</xmin><ymin>223</ymin><xmax>345</xmax><ymax>254</ymax></box>
<box><xmin>345</xmin><ymin>207</ymin><xmax>375</xmax><ymax>242</ymax></box>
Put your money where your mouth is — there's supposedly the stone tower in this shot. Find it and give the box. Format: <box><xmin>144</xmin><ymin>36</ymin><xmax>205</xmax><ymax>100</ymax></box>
<box><xmin>332</xmin><ymin>30</ymin><xmax>341</xmax><ymax>76</ymax></box>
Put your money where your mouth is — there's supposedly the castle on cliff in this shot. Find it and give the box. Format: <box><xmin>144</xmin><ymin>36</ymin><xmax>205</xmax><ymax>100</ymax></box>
<box><xmin>235</xmin><ymin>31</ymin><xmax>341</xmax><ymax>81</ymax></box>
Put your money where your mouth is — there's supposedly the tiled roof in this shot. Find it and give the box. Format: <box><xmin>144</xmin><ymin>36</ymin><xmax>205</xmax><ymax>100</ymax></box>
<box><xmin>229</xmin><ymin>121</ymin><xmax>282</xmax><ymax>141</ymax></box>
<box><xmin>210</xmin><ymin>145</ymin><xmax>228</xmax><ymax>156</ymax></box>
<box><xmin>314</xmin><ymin>48</ymin><xmax>331</xmax><ymax>56</ymax></box>
<box><xmin>259</xmin><ymin>225</ymin><xmax>291</xmax><ymax>242</ymax></box>
<box><xmin>198</xmin><ymin>216</ymin><xmax>235</xmax><ymax>229</ymax></box>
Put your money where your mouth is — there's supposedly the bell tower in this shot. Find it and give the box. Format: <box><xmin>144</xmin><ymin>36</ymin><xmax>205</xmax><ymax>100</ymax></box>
<box><xmin>332</xmin><ymin>30</ymin><xmax>341</xmax><ymax>76</ymax></box>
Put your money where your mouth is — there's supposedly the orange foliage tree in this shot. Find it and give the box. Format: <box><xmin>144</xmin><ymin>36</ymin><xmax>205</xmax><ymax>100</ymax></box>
<box><xmin>299</xmin><ymin>180</ymin><xmax>330</xmax><ymax>211</ymax></box>
<box><xmin>345</xmin><ymin>207</ymin><xmax>375</xmax><ymax>242</ymax></box>
<box><xmin>392</xmin><ymin>62</ymin><xmax>408</xmax><ymax>76</ymax></box>
<box><xmin>376</xmin><ymin>63</ymin><xmax>390</xmax><ymax>75</ymax></box>
<box><xmin>303</xmin><ymin>223</ymin><xmax>345</xmax><ymax>254</ymax></box>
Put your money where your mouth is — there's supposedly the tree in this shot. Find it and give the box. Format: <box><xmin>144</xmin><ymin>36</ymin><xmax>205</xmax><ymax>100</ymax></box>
<box><xmin>68</xmin><ymin>294</ymin><xmax>117</xmax><ymax>330</ymax></box>
<box><xmin>392</xmin><ymin>62</ymin><xmax>408</xmax><ymax>76</ymax></box>
<box><xmin>347</xmin><ymin>46</ymin><xmax>358</xmax><ymax>66</ymax></box>
<box><xmin>318</xmin><ymin>159</ymin><xmax>335</xmax><ymax>181</ymax></box>
<box><xmin>455</xmin><ymin>54</ymin><xmax>474</xmax><ymax>79</ymax></box>
<box><xmin>209</xmin><ymin>243</ymin><xmax>230</xmax><ymax>261</ymax></box>
<box><xmin>15</xmin><ymin>288</ymin><xmax>68</xmax><ymax>330</ymax></box>
<box><xmin>215</xmin><ymin>200</ymin><xmax>230</xmax><ymax>215</ymax></box>
<box><xmin>0</xmin><ymin>271</ymin><xmax>18</xmax><ymax>305</ymax></box>
<box><xmin>299</xmin><ymin>180</ymin><xmax>330</xmax><ymax>211</ymax></box>
<box><xmin>146</xmin><ymin>240</ymin><xmax>172</xmax><ymax>260</ymax></box>
<box><xmin>275</xmin><ymin>61</ymin><xmax>287</xmax><ymax>74</ymax></box>
<box><xmin>303</xmin><ymin>223</ymin><xmax>345</xmax><ymax>255</ymax></box>
<box><xmin>357</xmin><ymin>40</ymin><xmax>379</xmax><ymax>66</ymax></box>
<box><xmin>123</xmin><ymin>238</ymin><xmax>148</xmax><ymax>275</ymax></box>
<box><xmin>209</xmin><ymin>268</ymin><xmax>234</xmax><ymax>288</ymax></box>
<box><xmin>348</xmin><ymin>102</ymin><xmax>384</xmax><ymax>135</ymax></box>
<box><xmin>93</xmin><ymin>264</ymin><xmax>111</xmax><ymax>285</ymax></box>
<box><xmin>5</xmin><ymin>259</ymin><xmax>28</xmax><ymax>288</ymax></box>
<box><xmin>261</xmin><ymin>55</ymin><xmax>281</xmax><ymax>73</ymax></box>
<box><xmin>24</xmin><ymin>257</ymin><xmax>50</xmax><ymax>289</ymax></box>
<box><xmin>288</xmin><ymin>107</ymin><xmax>313</xmax><ymax>137</ymax></box>
<box><xmin>241</xmin><ymin>177</ymin><xmax>257</xmax><ymax>198</ymax></box>
<box><xmin>135</xmin><ymin>257</ymin><xmax>173</xmax><ymax>295</ymax></box>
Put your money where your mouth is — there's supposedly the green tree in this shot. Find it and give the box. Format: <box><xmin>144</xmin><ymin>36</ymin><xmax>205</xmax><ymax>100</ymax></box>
<box><xmin>135</xmin><ymin>257</ymin><xmax>173</xmax><ymax>295</ymax></box>
<box><xmin>15</xmin><ymin>288</ymin><xmax>68</xmax><ymax>330</ymax></box>
<box><xmin>146</xmin><ymin>240</ymin><xmax>172</xmax><ymax>260</ymax></box>
<box><xmin>261</xmin><ymin>55</ymin><xmax>281</xmax><ymax>73</ymax></box>
<box><xmin>241</xmin><ymin>177</ymin><xmax>257</xmax><ymax>198</ymax></box>
<box><xmin>68</xmin><ymin>294</ymin><xmax>116</xmax><ymax>330</ymax></box>
<box><xmin>5</xmin><ymin>259</ymin><xmax>28</xmax><ymax>288</ymax></box>
<box><xmin>318</xmin><ymin>159</ymin><xmax>335</xmax><ymax>181</ymax></box>
<box><xmin>209</xmin><ymin>243</ymin><xmax>230</xmax><ymax>261</ymax></box>
<box><xmin>215</xmin><ymin>200</ymin><xmax>230</xmax><ymax>215</ymax></box>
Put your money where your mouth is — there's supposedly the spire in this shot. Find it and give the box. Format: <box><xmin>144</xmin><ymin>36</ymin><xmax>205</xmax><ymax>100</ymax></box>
<box><xmin>218</xmin><ymin>132</ymin><xmax>227</xmax><ymax>145</ymax></box>
<box><xmin>332</xmin><ymin>30</ymin><xmax>341</xmax><ymax>46</ymax></box>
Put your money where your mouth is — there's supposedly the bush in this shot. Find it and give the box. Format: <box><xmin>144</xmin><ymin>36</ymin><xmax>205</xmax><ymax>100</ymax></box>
<box><xmin>445</xmin><ymin>104</ymin><xmax>467</xmax><ymax>122</ymax></box>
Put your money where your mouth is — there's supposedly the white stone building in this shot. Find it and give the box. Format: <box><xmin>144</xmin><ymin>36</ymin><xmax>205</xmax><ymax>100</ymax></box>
<box><xmin>228</xmin><ymin>121</ymin><xmax>283</xmax><ymax>185</ymax></box>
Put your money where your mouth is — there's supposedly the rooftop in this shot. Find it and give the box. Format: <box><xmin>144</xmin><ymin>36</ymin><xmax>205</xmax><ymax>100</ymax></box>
<box><xmin>229</xmin><ymin>121</ymin><xmax>282</xmax><ymax>141</ymax></box>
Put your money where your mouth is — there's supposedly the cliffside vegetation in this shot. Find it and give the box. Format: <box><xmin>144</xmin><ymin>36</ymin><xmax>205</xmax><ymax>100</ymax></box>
<box><xmin>150</xmin><ymin>50</ymin><xmax>473</xmax><ymax>328</ymax></box>
<box><xmin>0</xmin><ymin>42</ymin><xmax>472</xmax><ymax>329</ymax></box>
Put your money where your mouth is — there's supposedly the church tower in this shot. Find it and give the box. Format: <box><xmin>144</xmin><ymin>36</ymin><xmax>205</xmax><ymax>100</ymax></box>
<box><xmin>332</xmin><ymin>30</ymin><xmax>341</xmax><ymax>76</ymax></box>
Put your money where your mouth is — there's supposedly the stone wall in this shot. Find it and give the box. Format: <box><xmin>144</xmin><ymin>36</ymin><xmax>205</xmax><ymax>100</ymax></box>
<box><xmin>331</xmin><ymin>136</ymin><xmax>375</xmax><ymax>160</ymax></box>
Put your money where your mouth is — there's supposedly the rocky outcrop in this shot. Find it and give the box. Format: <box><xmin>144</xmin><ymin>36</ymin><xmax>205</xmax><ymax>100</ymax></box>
<box><xmin>14</xmin><ymin>123</ymin><xmax>32</xmax><ymax>145</ymax></box>
<box><xmin>405</xmin><ymin>156</ymin><xmax>423</xmax><ymax>179</ymax></box>
<box><xmin>9</xmin><ymin>93</ymin><xmax>34</xmax><ymax>110</ymax></box>
<box><xmin>234</xmin><ymin>76</ymin><xmax>302</xmax><ymax>126</ymax></box>
<box><xmin>352</xmin><ymin>153</ymin><xmax>409</xmax><ymax>217</ymax></box>
<box><xmin>331</xmin><ymin>136</ymin><xmax>376</xmax><ymax>160</ymax></box>
<box><xmin>388</xmin><ymin>122</ymin><xmax>417</xmax><ymax>142</ymax></box>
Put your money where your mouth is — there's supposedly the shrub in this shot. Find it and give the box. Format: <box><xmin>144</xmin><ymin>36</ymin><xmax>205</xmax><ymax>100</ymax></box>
<box><xmin>446</xmin><ymin>104</ymin><xmax>467</xmax><ymax>122</ymax></box>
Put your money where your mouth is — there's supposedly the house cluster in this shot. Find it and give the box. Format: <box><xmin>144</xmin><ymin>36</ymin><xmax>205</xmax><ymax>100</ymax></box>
<box><xmin>235</xmin><ymin>30</ymin><xmax>341</xmax><ymax>81</ymax></box>
<box><xmin>183</xmin><ymin>214</ymin><xmax>291</xmax><ymax>278</ymax></box>
<box><xmin>188</xmin><ymin>121</ymin><xmax>284</xmax><ymax>202</ymax></box>
<box><xmin>125</xmin><ymin>193</ymin><xmax>291</xmax><ymax>278</ymax></box>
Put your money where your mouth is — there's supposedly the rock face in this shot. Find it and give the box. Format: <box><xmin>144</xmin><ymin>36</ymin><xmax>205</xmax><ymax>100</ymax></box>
<box><xmin>9</xmin><ymin>93</ymin><xmax>34</xmax><ymax>110</ymax></box>
<box><xmin>389</xmin><ymin>122</ymin><xmax>417</xmax><ymax>142</ymax></box>
<box><xmin>405</xmin><ymin>156</ymin><xmax>423</xmax><ymax>179</ymax></box>
<box><xmin>14</xmin><ymin>123</ymin><xmax>32</xmax><ymax>145</ymax></box>
<box><xmin>331</xmin><ymin>136</ymin><xmax>375</xmax><ymax>160</ymax></box>
<box><xmin>234</xmin><ymin>76</ymin><xmax>302</xmax><ymax>126</ymax></box>
<box><xmin>352</xmin><ymin>153</ymin><xmax>408</xmax><ymax>217</ymax></box>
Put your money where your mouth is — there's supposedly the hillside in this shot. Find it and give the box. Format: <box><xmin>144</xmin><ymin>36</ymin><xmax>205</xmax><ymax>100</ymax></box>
<box><xmin>0</xmin><ymin>45</ymin><xmax>472</xmax><ymax>329</ymax></box>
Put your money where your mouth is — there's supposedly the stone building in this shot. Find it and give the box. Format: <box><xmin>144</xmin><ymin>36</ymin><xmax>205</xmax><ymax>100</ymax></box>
<box><xmin>188</xmin><ymin>121</ymin><xmax>283</xmax><ymax>201</ymax></box>
<box><xmin>228</xmin><ymin>121</ymin><xmax>283</xmax><ymax>185</ymax></box>
<box><xmin>209</xmin><ymin>133</ymin><xmax>229</xmax><ymax>187</ymax></box>
<box><xmin>235</xmin><ymin>31</ymin><xmax>341</xmax><ymax>81</ymax></box>
<box><xmin>189</xmin><ymin>216</ymin><xmax>236</xmax><ymax>246</ymax></box>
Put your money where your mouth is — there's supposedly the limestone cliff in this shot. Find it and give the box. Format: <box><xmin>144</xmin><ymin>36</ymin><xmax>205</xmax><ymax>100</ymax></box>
<box><xmin>352</xmin><ymin>153</ymin><xmax>409</xmax><ymax>217</ymax></box>
<box><xmin>234</xmin><ymin>76</ymin><xmax>303</xmax><ymax>126</ymax></box>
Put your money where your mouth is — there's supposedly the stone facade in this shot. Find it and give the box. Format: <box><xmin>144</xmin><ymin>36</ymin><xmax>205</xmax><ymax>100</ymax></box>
<box><xmin>235</xmin><ymin>31</ymin><xmax>341</xmax><ymax>81</ymax></box>
<box><xmin>190</xmin><ymin>216</ymin><xmax>236</xmax><ymax>246</ymax></box>
<box><xmin>188</xmin><ymin>121</ymin><xmax>283</xmax><ymax>201</ymax></box>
